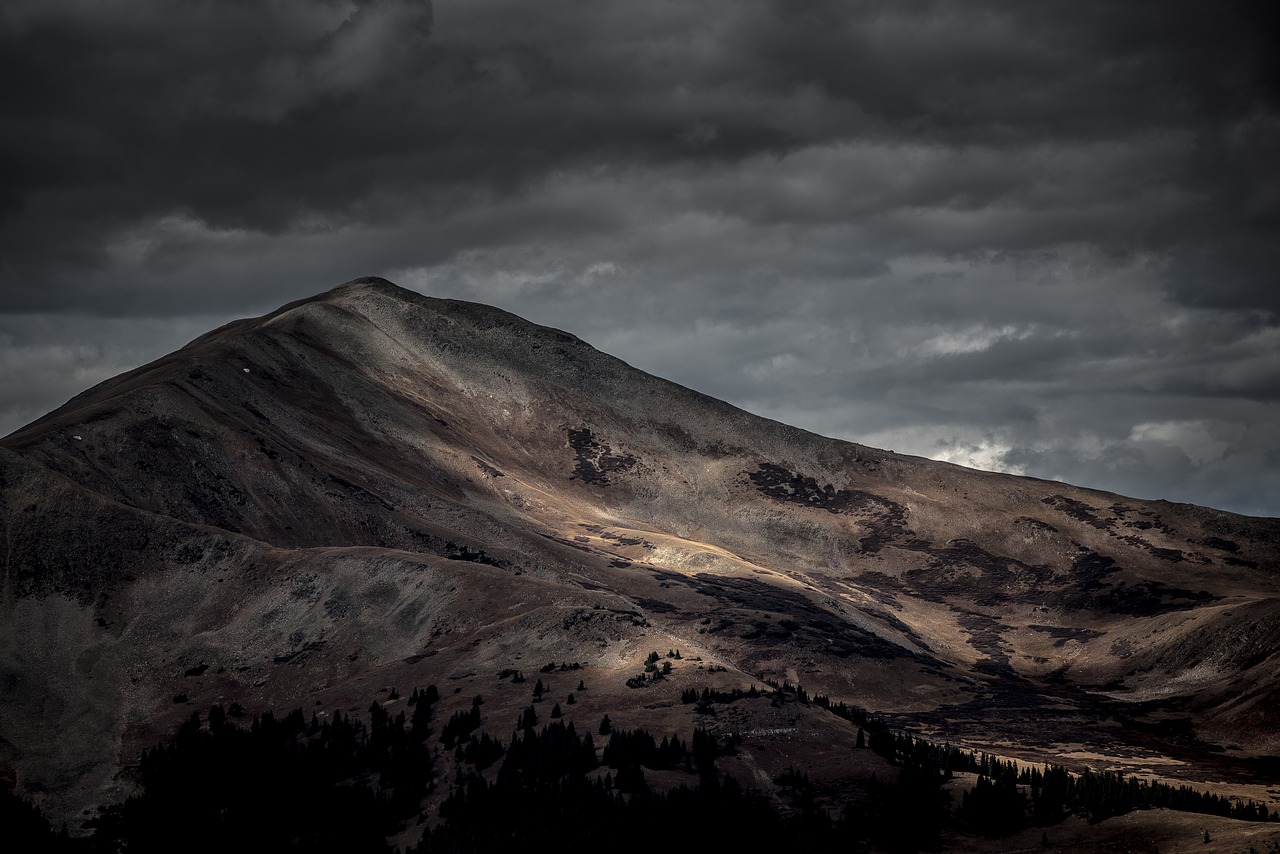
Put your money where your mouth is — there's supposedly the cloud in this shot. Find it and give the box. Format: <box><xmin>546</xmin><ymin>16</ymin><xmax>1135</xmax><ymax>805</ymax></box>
<box><xmin>1</xmin><ymin>0</ymin><xmax>1277</xmax><ymax>514</ymax></box>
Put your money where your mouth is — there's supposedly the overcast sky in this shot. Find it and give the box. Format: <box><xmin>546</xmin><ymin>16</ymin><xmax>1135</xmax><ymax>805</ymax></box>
<box><xmin>3</xmin><ymin>1</ymin><xmax>1279</xmax><ymax>517</ymax></box>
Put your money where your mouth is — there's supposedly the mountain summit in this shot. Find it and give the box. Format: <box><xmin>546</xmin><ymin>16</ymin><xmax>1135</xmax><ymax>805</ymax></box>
<box><xmin>2</xmin><ymin>278</ymin><xmax>1278</xmax><ymax>827</ymax></box>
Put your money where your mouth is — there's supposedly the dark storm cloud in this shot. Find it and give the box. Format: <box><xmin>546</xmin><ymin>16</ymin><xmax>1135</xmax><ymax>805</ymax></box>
<box><xmin>1</xmin><ymin>0</ymin><xmax>1278</xmax><ymax>514</ymax></box>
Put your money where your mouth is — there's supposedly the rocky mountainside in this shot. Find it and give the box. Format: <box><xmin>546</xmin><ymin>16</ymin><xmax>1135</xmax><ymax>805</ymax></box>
<box><xmin>2</xmin><ymin>277</ymin><xmax>1278</xmax><ymax>828</ymax></box>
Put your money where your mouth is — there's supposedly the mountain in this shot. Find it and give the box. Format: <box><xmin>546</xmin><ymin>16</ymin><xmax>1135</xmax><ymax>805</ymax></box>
<box><xmin>2</xmin><ymin>277</ymin><xmax>1278</xmax><ymax>839</ymax></box>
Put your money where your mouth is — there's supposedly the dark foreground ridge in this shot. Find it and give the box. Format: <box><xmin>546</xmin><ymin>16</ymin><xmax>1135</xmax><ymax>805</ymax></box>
<box><xmin>8</xmin><ymin>681</ymin><xmax>1273</xmax><ymax>853</ymax></box>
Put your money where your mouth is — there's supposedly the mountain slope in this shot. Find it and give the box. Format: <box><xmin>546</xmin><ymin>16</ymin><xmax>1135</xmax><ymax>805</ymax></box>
<box><xmin>2</xmin><ymin>277</ymin><xmax>1278</xmax><ymax>824</ymax></box>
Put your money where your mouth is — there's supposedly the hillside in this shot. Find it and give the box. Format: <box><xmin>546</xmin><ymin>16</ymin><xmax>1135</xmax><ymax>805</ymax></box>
<box><xmin>2</xmin><ymin>277</ymin><xmax>1277</xmax><ymax>838</ymax></box>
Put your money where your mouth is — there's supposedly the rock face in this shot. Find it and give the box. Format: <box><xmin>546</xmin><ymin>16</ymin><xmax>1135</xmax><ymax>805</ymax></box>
<box><xmin>2</xmin><ymin>277</ymin><xmax>1278</xmax><ymax>822</ymax></box>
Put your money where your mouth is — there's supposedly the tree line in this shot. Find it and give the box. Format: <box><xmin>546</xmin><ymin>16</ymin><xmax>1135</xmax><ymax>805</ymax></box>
<box><xmin>5</xmin><ymin>675</ymin><xmax>1274</xmax><ymax>852</ymax></box>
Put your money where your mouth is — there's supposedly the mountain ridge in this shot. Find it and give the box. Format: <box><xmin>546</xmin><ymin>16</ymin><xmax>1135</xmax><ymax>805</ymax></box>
<box><xmin>1</xmin><ymin>277</ymin><xmax>1277</xmax><ymax>830</ymax></box>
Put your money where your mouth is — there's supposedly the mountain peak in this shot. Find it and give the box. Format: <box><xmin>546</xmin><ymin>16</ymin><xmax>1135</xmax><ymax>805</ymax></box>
<box><xmin>325</xmin><ymin>274</ymin><xmax>417</xmax><ymax>300</ymax></box>
<box><xmin>2</xmin><ymin>279</ymin><xmax>1278</xmax><ymax>830</ymax></box>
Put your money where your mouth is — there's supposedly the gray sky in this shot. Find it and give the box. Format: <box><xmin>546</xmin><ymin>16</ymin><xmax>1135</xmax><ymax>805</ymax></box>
<box><xmin>3</xmin><ymin>0</ymin><xmax>1279</xmax><ymax>517</ymax></box>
